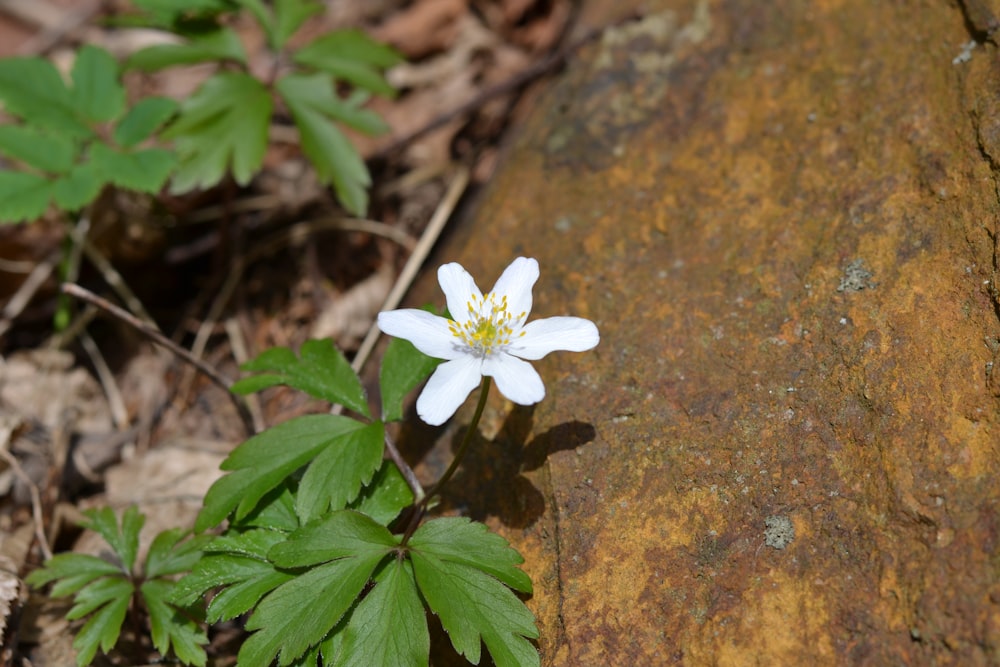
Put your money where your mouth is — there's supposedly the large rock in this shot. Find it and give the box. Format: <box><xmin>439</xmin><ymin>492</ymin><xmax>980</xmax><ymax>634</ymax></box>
<box><xmin>419</xmin><ymin>0</ymin><xmax>1000</xmax><ymax>663</ymax></box>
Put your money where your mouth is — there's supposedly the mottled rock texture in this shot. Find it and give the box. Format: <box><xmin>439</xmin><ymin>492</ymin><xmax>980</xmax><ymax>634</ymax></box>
<box><xmin>419</xmin><ymin>0</ymin><xmax>1000</xmax><ymax>663</ymax></box>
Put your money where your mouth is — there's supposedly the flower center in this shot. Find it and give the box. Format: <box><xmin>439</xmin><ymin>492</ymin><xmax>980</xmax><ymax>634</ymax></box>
<box><xmin>449</xmin><ymin>293</ymin><xmax>525</xmax><ymax>358</ymax></box>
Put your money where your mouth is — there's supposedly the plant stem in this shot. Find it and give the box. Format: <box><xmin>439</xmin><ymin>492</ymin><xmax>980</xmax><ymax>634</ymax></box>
<box><xmin>399</xmin><ymin>377</ymin><xmax>491</xmax><ymax>546</ymax></box>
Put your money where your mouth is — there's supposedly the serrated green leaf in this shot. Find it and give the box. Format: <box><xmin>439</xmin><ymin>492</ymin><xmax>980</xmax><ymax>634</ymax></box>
<box><xmin>380</xmin><ymin>336</ymin><xmax>441</xmax><ymax>422</ymax></box>
<box><xmin>272</xmin><ymin>0</ymin><xmax>322</xmax><ymax>50</ymax></box>
<box><xmin>126</xmin><ymin>28</ymin><xmax>247</xmax><ymax>71</ymax></box>
<box><xmin>52</xmin><ymin>161</ymin><xmax>104</xmax><ymax>211</ymax></box>
<box><xmin>90</xmin><ymin>143</ymin><xmax>175</xmax><ymax>193</ymax></box>
<box><xmin>235</xmin><ymin>482</ymin><xmax>301</xmax><ymax>532</ymax></box>
<box><xmin>114</xmin><ymin>96</ymin><xmax>178</xmax><ymax>147</ymax></box>
<box><xmin>196</xmin><ymin>414</ymin><xmax>367</xmax><ymax>531</ymax></box>
<box><xmin>66</xmin><ymin>576</ymin><xmax>133</xmax><ymax>621</ymax></box>
<box><xmin>320</xmin><ymin>89</ymin><xmax>389</xmax><ymax>136</ymax></box>
<box><xmin>411</xmin><ymin>552</ymin><xmax>539</xmax><ymax>667</ymax></box>
<box><xmin>163</xmin><ymin>71</ymin><xmax>271</xmax><ymax>192</ymax></box>
<box><xmin>71</xmin><ymin>45</ymin><xmax>125</xmax><ymax>123</ymax></box>
<box><xmin>275</xmin><ymin>73</ymin><xmax>370</xmax><ymax>216</ymax></box>
<box><xmin>295</xmin><ymin>421</ymin><xmax>384</xmax><ymax>523</ymax></box>
<box><xmin>205</xmin><ymin>528</ymin><xmax>289</xmax><ymax>558</ymax></box>
<box><xmin>83</xmin><ymin>505</ymin><xmax>144</xmax><ymax>573</ymax></box>
<box><xmin>349</xmin><ymin>460</ymin><xmax>414</xmax><ymax>526</ymax></box>
<box><xmin>333</xmin><ymin>558</ymin><xmax>428</xmax><ymax>667</ymax></box>
<box><xmin>71</xmin><ymin>590</ymin><xmax>130</xmax><ymax>667</ymax></box>
<box><xmin>145</xmin><ymin>529</ymin><xmax>212</xmax><ymax>579</ymax></box>
<box><xmin>170</xmin><ymin>549</ymin><xmax>293</xmax><ymax>619</ymax></box>
<box><xmin>142</xmin><ymin>578</ymin><xmax>208</xmax><ymax>666</ymax></box>
<box><xmin>234</xmin><ymin>339</ymin><xmax>370</xmax><ymax>416</ymax></box>
<box><xmin>294</xmin><ymin>30</ymin><xmax>401</xmax><ymax>97</ymax></box>
<box><xmin>0</xmin><ymin>57</ymin><xmax>91</xmax><ymax>138</ymax></box>
<box><xmin>410</xmin><ymin>518</ymin><xmax>532</xmax><ymax>593</ymax></box>
<box><xmin>268</xmin><ymin>510</ymin><xmax>395</xmax><ymax>568</ymax></box>
<box><xmin>0</xmin><ymin>125</ymin><xmax>75</xmax><ymax>173</ymax></box>
<box><xmin>0</xmin><ymin>171</ymin><xmax>53</xmax><ymax>223</ymax></box>
<box><xmin>239</xmin><ymin>552</ymin><xmax>387</xmax><ymax>667</ymax></box>
<box><xmin>25</xmin><ymin>553</ymin><xmax>123</xmax><ymax>595</ymax></box>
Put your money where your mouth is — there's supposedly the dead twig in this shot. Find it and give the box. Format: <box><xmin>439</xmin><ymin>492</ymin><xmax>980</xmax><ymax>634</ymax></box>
<box><xmin>79</xmin><ymin>331</ymin><xmax>128</xmax><ymax>429</ymax></box>
<box><xmin>384</xmin><ymin>432</ymin><xmax>424</xmax><ymax>503</ymax></box>
<box><xmin>60</xmin><ymin>283</ymin><xmax>257</xmax><ymax>436</ymax></box>
<box><xmin>0</xmin><ymin>448</ymin><xmax>52</xmax><ymax>561</ymax></box>
<box><xmin>0</xmin><ymin>250</ymin><xmax>59</xmax><ymax>339</ymax></box>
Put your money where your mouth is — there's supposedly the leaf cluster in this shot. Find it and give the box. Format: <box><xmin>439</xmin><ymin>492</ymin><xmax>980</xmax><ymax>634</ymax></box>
<box><xmin>25</xmin><ymin>506</ymin><xmax>210</xmax><ymax>666</ymax></box>
<box><xmin>179</xmin><ymin>338</ymin><xmax>539</xmax><ymax>665</ymax></box>
<box><xmin>0</xmin><ymin>46</ymin><xmax>176</xmax><ymax>223</ymax></box>
<box><xmin>125</xmin><ymin>0</ymin><xmax>401</xmax><ymax>215</ymax></box>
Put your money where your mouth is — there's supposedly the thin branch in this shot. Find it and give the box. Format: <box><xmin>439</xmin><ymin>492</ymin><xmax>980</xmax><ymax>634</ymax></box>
<box><xmin>60</xmin><ymin>283</ymin><xmax>257</xmax><ymax>436</ymax></box>
<box><xmin>79</xmin><ymin>331</ymin><xmax>128</xmax><ymax>429</ymax></box>
<box><xmin>384</xmin><ymin>432</ymin><xmax>424</xmax><ymax>503</ymax></box>
<box><xmin>0</xmin><ymin>249</ymin><xmax>59</xmax><ymax>338</ymax></box>
<box><xmin>0</xmin><ymin>448</ymin><xmax>52</xmax><ymax>561</ymax></box>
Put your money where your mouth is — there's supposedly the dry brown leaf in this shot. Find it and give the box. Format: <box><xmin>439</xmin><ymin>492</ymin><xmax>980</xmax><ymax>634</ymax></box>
<box><xmin>373</xmin><ymin>0</ymin><xmax>468</xmax><ymax>59</ymax></box>
<box><xmin>311</xmin><ymin>264</ymin><xmax>393</xmax><ymax>349</ymax></box>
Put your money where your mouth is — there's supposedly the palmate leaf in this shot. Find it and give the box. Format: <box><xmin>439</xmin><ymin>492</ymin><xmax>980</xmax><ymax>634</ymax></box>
<box><xmin>162</xmin><ymin>71</ymin><xmax>271</xmax><ymax>192</ymax></box>
<box><xmin>232</xmin><ymin>338</ymin><xmax>370</xmax><ymax>416</ymax></box>
<box><xmin>411</xmin><ymin>551</ymin><xmax>539</xmax><ymax>667</ymax></box>
<box><xmin>380</xmin><ymin>335</ymin><xmax>441</xmax><ymax>422</ymax></box>
<box><xmin>71</xmin><ymin>585</ymin><xmax>131</xmax><ymax>667</ymax></box>
<box><xmin>237</xmin><ymin>0</ymin><xmax>322</xmax><ymax>50</ymax></box>
<box><xmin>0</xmin><ymin>125</ymin><xmax>74</xmax><ymax>173</ymax></box>
<box><xmin>141</xmin><ymin>579</ymin><xmax>208</xmax><ymax>667</ymax></box>
<box><xmin>409</xmin><ymin>518</ymin><xmax>532</xmax><ymax>593</ymax></box>
<box><xmin>114</xmin><ymin>96</ymin><xmax>179</xmax><ymax>147</ymax></box>
<box><xmin>239</xmin><ymin>553</ymin><xmax>390</xmax><ymax>667</ymax></box>
<box><xmin>332</xmin><ymin>559</ymin><xmax>428</xmax><ymax>667</ymax></box>
<box><xmin>126</xmin><ymin>28</ymin><xmax>247</xmax><ymax>71</ymax></box>
<box><xmin>295</xmin><ymin>421</ymin><xmax>384</xmax><ymax>523</ymax></box>
<box><xmin>52</xmin><ymin>162</ymin><xmax>104</xmax><ymax>211</ymax></box>
<box><xmin>24</xmin><ymin>553</ymin><xmax>122</xmax><ymax>596</ymax></box>
<box><xmin>349</xmin><ymin>460</ymin><xmax>414</xmax><ymax>526</ymax></box>
<box><xmin>82</xmin><ymin>505</ymin><xmax>144</xmax><ymax>573</ymax></box>
<box><xmin>294</xmin><ymin>29</ymin><xmax>402</xmax><ymax>97</ymax></box>
<box><xmin>195</xmin><ymin>414</ymin><xmax>372</xmax><ymax>531</ymax></box>
<box><xmin>0</xmin><ymin>57</ymin><xmax>91</xmax><ymax>138</ymax></box>
<box><xmin>0</xmin><ymin>170</ymin><xmax>54</xmax><ymax>223</ymax></box>
<box><xmin>275</xmin><ymin>73</ymin><xmax>371</xmax><ymax>216</ymax></box>
<box><xmin>91</xmin><ymin>143</ymin><xmax>175</xmax><ymax>193</ymax></box>
<box><xmin>145</xmin><ymin>529</ymin><xmax>213</xmax><ymax>579</ymax></box>
<box><xmin>71</xmin><ymin>45</ymin><xmax>126</xmax><ymax>123</ymax></box>
<box><xmin>268</xmin><ymin>510</ymin><xmax>397</xmax><ymax>569</ymax></box>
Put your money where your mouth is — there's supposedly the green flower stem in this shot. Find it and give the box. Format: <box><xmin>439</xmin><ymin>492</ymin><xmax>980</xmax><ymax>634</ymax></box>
<box><xmin>400</xmin><ymin>377</ymin><xmax>491</xmax><ymax>546</ymax></box>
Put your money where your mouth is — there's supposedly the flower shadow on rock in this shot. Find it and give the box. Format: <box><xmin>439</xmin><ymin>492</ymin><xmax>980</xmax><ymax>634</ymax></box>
<box><xmin>439</xmin><ymin>404</ymin><xmax>596</xmax><ymax>529</ymax></box>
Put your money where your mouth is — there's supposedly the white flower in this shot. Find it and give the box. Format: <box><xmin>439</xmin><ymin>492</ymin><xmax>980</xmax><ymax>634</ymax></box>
<box><xmin>377</xmin><ymin>257</ymin><xmax>600</xmax><ymax>425</ymax></box>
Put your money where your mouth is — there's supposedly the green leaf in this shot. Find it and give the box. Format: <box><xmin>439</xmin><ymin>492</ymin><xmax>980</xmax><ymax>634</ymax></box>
<box><xmin>275</xmin><ymin>73</ymin><xmax>371</xmax><ymax>216</ymax></box>
<box><xmin>71</xmin><ymin>45</ymin><xmax>125</xmax><ymax>123</ymax></box>
<box><xmin>0</xmin><ymin>125</ymin><xmax>75</xmax><ymax>173</ymax></box>
<box><xmin>410</xmin><ymin>518</ymin><xmax>532</xmax><ymax>593</ymax></box>
<box><xmin>239</xmin><ymin>551</ymin><xmax>388</xmax><ymax>667</ymax></box>
<box><xmin>204</xmin><ymin>527</ymin><xmax>289</xmax><ymax>559</ymax></box>
<box><xmin>141</xmin><ymin>578</ymin><xmax>209</xmax><ymax>666</ymax></box>
<box><xmin>71</xmin><ymin>588</ymin><xmax>130</xmax><ymax>667</ymax></box>
<box><xmin>82</xmin><ymin>505</ymin><xmax>144</xmax><ymax>573</ymax></box>
<box><xmin>233</xmin><ymin>339</ymin><xmax>370</xmax><ymax>416</ymax></box>
<box><xmin>235</xmin><ymin>482</ymin><xmax>301</xmax><ymax>532</ymax></box>
<box><xmin>90</xmin><ymin>143</ymin><xmax>176</xmax><ymax>193</ymax></box>
<box><xmin>272</xmin><ymin>0</ymin><xmax>323</xmax><ymax>50</ymax></box>
<box><xmin>411</xmin><ymin>551</ymin><xmax>539</xmax><ymax>667</ymax></box>
<box><xmin>349</xmin><ymin>460</ymin><xmax>414</xmax><ymax>526</ymax></box>
<box><xmin>145</xmin><ymin>529</ymin><xmax>212</xmax><ymax>579</ymax></box>
<box><xmin>163</xmin><ymin>71</ymin><xmax>271</xmax><ymax>192</ymax></box>
<box><xmin>333</xmin><ymin>559</ymin><xmax>428</xmax><ymax>667</ymax></box>
<box><xmin>196</xmin><ymin>414</ymin><xmax>367</xmax><ymax>531</ymax></box>
<box><xmin>295</xmin><ymin>421</ymin><xmax>384</xmax><ymax>523</ymax></box>
<box><xmin>66</xmin><ymin>576</ymin><xmax>133</xmax><ymax>621</ymax></box>
<box><xmin>171</xmin><ymin>548</ymin><xmax>294</xmax><ymax>622</ymax></box>
<box><xmin>25</xmin><ymin>553</ymin><xmax>122</xmax><ymax>596</ymax></box>
<box><xmin>380</xmin><ymin>336</ymin><xmax>441</xmax><ymax>422</ymax></box>
<box><xmin>294</xmin><ymin>30</ymin><xmax>402</xmax><ymax>97</ymax></box>
<box><xmin>114</xmin><ymin>96</ymin><xmax>178</xmax><ymax>147</ymax></box>
<box><xmin>0</xmin><ymin>170</ymin><xmax>54</xmax><ymax>223</ymax></box>
<box><xmin>52</xmin><ymin>161</ymin><xmax>104</xmax><ymax>211</ymax></box>
<box><xmin>0</xmin><ymin>57</ymin><xmax>91</xmax><ymax>138</ymax></box>
<box><xmin>126</xmin><ymin>28</ymin><xmax>247</xmax><ymax>71</ymax></box>
<box><xmin>268</xmin><ymin>510</ymin><xmax>395</xmax><ymax>569</ymax></box>
<box><xmin>318</xmin><ymin>89</ymin><xmax>390</xmax><ymax>136</ymax></box>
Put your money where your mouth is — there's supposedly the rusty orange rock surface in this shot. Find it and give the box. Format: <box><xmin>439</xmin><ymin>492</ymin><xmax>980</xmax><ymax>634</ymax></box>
<box><xmin>418</xmin><ymin>0</ymin><xmax>1000</xmax><ymax>663</ymax></box>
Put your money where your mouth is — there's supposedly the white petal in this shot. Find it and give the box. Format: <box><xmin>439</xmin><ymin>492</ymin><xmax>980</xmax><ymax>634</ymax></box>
<box><xmin>508</xmin><ymin>316</ymin><xmax>600</xmax><ymax>360</ymax></box>
<box><xmin>482</xmin><ymin>354</ymin><xmax>545</xmax><ymax>405</ymax></box>
<box><xmin>438</xmin><ymin>262</ymin><xmax>482</xmax><ymax>327</ymax></box>
<box><xmin>416</xmin><ymin>356</ymin><xmax>483</xmax><ymax>425</ymax></box>
<box><xmin>489</xmin><ymin>257</ymin><xmax>538</xmax><ymax>324</ymax></box>
<box><xmin>377</xmin><ymin>309</ymin><xmax>461</xmax><ymax>360</ymax></box>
